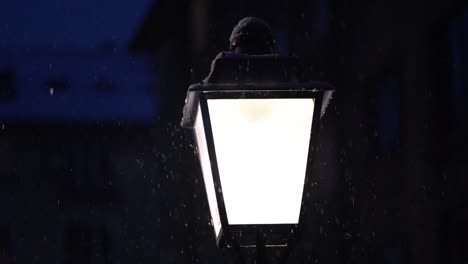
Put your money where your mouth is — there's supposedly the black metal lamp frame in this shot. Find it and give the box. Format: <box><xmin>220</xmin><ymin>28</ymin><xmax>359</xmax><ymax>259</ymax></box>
<box><xmin>182</xmin><ymin>82</ymin><xmax>333</xmax><ymax>253</ymax></box>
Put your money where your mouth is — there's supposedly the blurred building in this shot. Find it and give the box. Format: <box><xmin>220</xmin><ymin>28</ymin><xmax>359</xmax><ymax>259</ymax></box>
<box><xmin>0</xmin><ymin>47</ymin><xmax>160</xmax><ymax>263</ymax></box>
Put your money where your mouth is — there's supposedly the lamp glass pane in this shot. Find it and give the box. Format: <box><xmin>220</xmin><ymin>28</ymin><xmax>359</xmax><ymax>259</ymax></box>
<box><xmin>194</xmin><ymin>105</ymin><xmax>222</xmax><ymax>237</ymax></box>
<box><xmin>208</xmin><ymin>98</ymin><xmax>315</xmax><ymax>225</ymax></box>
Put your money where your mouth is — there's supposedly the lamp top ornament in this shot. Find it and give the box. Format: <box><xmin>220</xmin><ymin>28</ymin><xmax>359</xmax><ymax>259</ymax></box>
<box><xmin>180</xmin><ymin>17</ymin><xmax>335</xmax><ymax>129</ymax></box>
<box><xmin>229</xmin><ymin>17</ymin><xmax>276</xmax><ymax>55</ymax></box>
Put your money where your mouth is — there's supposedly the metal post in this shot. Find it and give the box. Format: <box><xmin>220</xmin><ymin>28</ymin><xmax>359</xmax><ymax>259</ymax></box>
<box><xmin>255</xmin><ymin>233</ymin><xmax>265</xmax><ymax>264</ymax></box>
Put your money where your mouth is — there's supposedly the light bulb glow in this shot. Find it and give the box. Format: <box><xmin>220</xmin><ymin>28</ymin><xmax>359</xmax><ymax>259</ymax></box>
<box><xmin>207</xmin><ymin>98</ymin><xmax>315</xmax><ymax>225</ymax></box>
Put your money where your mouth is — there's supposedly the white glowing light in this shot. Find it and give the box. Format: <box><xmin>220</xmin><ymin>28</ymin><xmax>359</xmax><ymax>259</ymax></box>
<box><xmin>207</xmin><ymin>98</ymin><xmax>315</xmax><ymax>225</ymax></box>
<box><xmin>194</xmin><ymin>105</ymin><xmax>222</xmax><ymax>237</ymax></box>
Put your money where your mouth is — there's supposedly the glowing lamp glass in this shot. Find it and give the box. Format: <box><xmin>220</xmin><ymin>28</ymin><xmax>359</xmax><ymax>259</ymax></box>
<box><xmin>194</xmin><ymin>106</ymin><xmax>222</xmax><ymax>237</ymax></box>
<box><xmin>206</xmin><ymin>98</ymin><xmax>315</xmax><ymax>225</ymax></box>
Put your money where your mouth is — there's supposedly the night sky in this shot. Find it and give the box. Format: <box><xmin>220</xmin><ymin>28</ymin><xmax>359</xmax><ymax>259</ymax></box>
<box><xmin>0</xmin><ymin>0</ymin><xmax>152</xmax><ymax>49</ymax></box>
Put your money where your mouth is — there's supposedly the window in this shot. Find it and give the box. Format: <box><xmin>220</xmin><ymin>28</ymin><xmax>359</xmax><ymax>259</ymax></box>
<box><xmin>94</xmin><ymin>76</ymin><xmax>115</xmax><ymax>92</ymax></box>
<box><xmin>63</xmin><ymin>222</ymin><xmax>111</xmax><ymax>264</ymax></box>
<box><xmin>0</xmin><ymin>224</ymin><xmax>10</xmax><ymax>258</ymax></box>
<box><xmin>0</xmin><ymin>68</ymin><xmax>15</xmax><ymax>100</ymax></box>
<box><xmin>45</xmin><ymin>76</ymin><xmax>69</xmax><ymax>95</ymax></box>
<box><xmin>376</xmin><ymin>78</ymin><xmax>400</xmax><ymax>154</ymax></box>
<box><xmin>449</xmin><ymin>6</ymin><xmax>468</xmax><ymax>127</ymax></box>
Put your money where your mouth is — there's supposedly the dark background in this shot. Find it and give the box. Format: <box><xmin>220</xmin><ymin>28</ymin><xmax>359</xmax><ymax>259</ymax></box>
<box><xmin>1</xmin><ymin>0</ymin><xmax>468</xmax><ymax>263</ymax></box>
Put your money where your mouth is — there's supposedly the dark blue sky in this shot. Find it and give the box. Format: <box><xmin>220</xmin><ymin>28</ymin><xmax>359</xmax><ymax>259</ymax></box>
<box><xmin>0</xmin><ymin>0</ymin><xmax>153</xmax><ymax>49</ymax></box>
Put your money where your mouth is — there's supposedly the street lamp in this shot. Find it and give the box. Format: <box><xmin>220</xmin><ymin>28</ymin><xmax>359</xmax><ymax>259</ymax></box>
<box><xmin>181</xmin><ymin>17</ymin><xmax>334</xmax><ymax>255</ymax></box>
